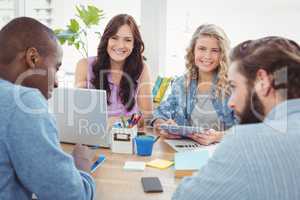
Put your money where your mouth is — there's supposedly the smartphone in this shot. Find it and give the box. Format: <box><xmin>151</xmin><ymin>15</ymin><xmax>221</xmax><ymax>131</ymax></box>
<box><xmin>91</xmin><ymin>154</ymin><xmax>106</xmax><ymax>173</ymax></box>
<box><xmin>141</xmin><ymin>177</ymin><xmax>163</xmax><ymax>193</ymax></box>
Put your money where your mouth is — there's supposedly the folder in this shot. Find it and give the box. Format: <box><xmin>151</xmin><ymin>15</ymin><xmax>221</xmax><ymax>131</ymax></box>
<box><xmin>154</xmin><ymin>77</ymin><xmax>172</xmax><ymax>103</ymax></box>
<box><xmin>152</xmin><ymin>76</ymin><xmax>163</xmax><ymax>97</ymax></box>
<box><xmin>174</xmin><ymin>150</ymin><xmax>209</xmax><ymax>178</ymax></box>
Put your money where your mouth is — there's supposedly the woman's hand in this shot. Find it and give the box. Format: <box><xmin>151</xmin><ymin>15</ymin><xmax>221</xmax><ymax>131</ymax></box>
<box><xmin>153</xmin><ymin>119</ymin><xmax>182</xmax><ymax>139</ymax></box>
<box><xmin>187</xmin><ymin>129</ymin><xmax>224</xmax><ymax>145</ymax></box>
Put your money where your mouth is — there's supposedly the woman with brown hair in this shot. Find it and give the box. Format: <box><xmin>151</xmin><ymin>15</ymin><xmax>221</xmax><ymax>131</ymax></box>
<box><xmin>75</xmin><ymin>14</ymin><xmax>153</xmax><ymax>117</ymax></box>
<box><xmin>153</xmin><ymin>24</ymin><xmax>235</xmax><ymax>145</ymax></box>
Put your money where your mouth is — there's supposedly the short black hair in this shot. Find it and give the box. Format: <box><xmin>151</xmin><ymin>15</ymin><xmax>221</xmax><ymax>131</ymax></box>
<box><xmin>0</xmin><ymin>17</ymin><xmax>57</xmax><ymax>65</ymax></box>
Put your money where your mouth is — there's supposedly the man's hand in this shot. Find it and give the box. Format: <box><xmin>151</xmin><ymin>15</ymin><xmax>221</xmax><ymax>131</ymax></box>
<box><xmin>72</xmin><ymin>144</ymin><xmax>95</xmax><ymax>173</ymax></box>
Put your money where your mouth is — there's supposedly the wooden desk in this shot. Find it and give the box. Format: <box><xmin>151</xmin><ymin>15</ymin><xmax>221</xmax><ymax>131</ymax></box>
<box><xmin>61</xmin><ymin>136</ymin><xmax>181</xmax><ymax>200</ymax></box>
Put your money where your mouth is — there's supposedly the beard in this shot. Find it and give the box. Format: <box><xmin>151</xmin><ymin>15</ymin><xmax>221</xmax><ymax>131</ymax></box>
<box><xmin>236</xmin><ymin>90</ymin><xmax>265</xmax><ymax>124</ymax></box>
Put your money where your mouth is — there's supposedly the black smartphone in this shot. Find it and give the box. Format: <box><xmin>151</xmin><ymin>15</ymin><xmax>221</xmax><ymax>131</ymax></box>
<box><xmin>141</xmin><ymin>177</ymin><xmax>163</xmax><ymax>193</ymax></box>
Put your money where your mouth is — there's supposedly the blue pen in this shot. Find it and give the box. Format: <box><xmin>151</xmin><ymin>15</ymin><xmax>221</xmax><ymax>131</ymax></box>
<box><xmin>91</xmin><ymin>154</ymin><xmax>106</xmax><ymax>173</ymax></box>
<box><xmin>89</xmin><ymin>145</ymin><xmax>100</xmax><ymax>150</ymax></box>
<box><xmin>113</xmin><ymin>122</ymin><xmax>122</xmax><ymax>128</ymax></box>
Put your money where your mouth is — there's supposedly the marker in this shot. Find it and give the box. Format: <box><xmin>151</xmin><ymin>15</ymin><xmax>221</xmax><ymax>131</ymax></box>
<box><xmin>154</xmin><ymin>136</ymin><xmax>160</xmax><ymax>143</ymax></box>
<box><xmin>89</xmin><ymin>145</ymin><xmax>101</xmax><ymax>150</ymax></box>
<box><xmin>120</xmin><ymin>115</ymin><xmax>127</xmax><ymax>128</ymax></box>
<box><xmin>91</xmin><ymin>154</ymin><xmax>106</xmax><ymax>173</ymax></box>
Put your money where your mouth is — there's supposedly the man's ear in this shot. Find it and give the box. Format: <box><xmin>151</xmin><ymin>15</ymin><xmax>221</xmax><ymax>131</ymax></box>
<box><xmin>256</xmin><ymin>68</ymin><xmax>273</xmax><ymax>96</ymax></box>
<box><xmin>25</xmin><ymin>47</ymin><xmax>39</xmax><ymax>69</ymax></box>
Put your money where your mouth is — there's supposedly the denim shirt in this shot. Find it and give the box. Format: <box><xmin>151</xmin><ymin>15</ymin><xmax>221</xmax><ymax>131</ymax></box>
<box><xmin>153</xmin><ymin>75</ymin><xmax>235</xmax><ymax>130</ymax></box>
<box><xmin>0</xmin><ymin>79</ymin><xmax>95</xmax><ymax>200</ymax></box>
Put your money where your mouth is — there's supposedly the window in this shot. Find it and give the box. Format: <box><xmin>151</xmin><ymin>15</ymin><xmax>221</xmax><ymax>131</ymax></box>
<box><xmin>0</xmin><ymin>0</ymin><xmax>15</xmax><ymax>27</ymax></box>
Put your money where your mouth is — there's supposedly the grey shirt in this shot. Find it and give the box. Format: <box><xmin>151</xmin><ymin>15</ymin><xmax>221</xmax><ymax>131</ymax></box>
<box><xmin>190</xmin><ymin>91</ymin><xmax>221</xmax><ymax>130</ymax></box>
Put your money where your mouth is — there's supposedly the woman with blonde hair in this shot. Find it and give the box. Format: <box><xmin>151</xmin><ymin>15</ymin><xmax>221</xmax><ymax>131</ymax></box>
<box><xmin>152</xmin><ymin>24</ymin><xmax>235</xmax><ymax>145</ymax></box>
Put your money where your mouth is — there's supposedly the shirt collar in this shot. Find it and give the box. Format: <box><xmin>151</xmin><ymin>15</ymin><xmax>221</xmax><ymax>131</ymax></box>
<box><xmin>264</xmin><ymin>99</ymin><xmax>300</xmax><ymax>121</ymax></box>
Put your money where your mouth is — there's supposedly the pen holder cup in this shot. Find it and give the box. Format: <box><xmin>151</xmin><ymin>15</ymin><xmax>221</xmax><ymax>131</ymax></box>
<box><xmin>111</xmin><ymin>125</ymin><xmax>137</xmax><ymax>154</ymax></box>
<box><xmin>134</xmin><ymin>135</ymin><xmax>155</xmax><ymax>156</ymax></box>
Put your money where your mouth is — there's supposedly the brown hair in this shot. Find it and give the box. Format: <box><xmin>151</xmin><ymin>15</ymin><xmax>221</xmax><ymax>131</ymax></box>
<box><xmin>230</xmin><ymin>36</ymin><xmax>300</xmax><ymax>99</ymax></box>
<box><xmin>91</xmin><ymin>14</ymin><xmax>144</xmax><ymax>111</ymax></box>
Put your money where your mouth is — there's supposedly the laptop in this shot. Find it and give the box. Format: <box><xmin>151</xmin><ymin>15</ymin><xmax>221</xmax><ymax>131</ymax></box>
<box><xmin>48</xmin><ymin>87</ymin><xmax>110</xmax><ymax>147</ymax></box>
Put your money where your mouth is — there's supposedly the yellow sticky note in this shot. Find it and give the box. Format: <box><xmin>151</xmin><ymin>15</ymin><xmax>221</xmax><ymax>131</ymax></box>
<box><xmin>146</xmin><ymin>159</ymin><xmax>174</xmax><ymax>169</ymax></box>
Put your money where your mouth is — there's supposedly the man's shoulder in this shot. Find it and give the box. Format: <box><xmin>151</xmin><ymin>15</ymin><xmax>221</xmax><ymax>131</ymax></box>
<box><xmin>0</xmin><ymin>80</ymin><xmax>46</xmax><ymax>112</ymax></box>
<box><xmin>228</xmin><ymin>121</ymin><xmax>298</xmax><ymax>137</ymax></box>
<box><xmin>224</xmin><ymin>121</ymin><xmax>300</xmax><ymax>154</ymax></box>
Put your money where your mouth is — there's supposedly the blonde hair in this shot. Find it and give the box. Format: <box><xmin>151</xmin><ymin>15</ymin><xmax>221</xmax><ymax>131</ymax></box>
<box><xmin>185</xmin><ymin>24</ymin><xmax>230</xmax><ymax>98</ymax></box>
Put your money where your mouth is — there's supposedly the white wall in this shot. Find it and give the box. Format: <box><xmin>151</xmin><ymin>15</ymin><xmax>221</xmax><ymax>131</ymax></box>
<box><xmin>140</xmin><ymin>0</ymin><xmax>167</xmax><ymax>80</ymax></box>
<box><xmin>165</xmin><ymin>0</ymin><xmax>300</xmax><ymax>76</ymax></box>
<box><xmin>4</xmin><ymin>0</ymin><xmax>299</xmax><ymax>82</ymax></box>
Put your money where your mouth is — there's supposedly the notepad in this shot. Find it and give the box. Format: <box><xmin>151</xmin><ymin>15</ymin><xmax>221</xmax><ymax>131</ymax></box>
<box><xmin>174</xmin><ymin>150</ymin><xmax>210</xmax><ymax>177</ymax></box>
<box><xmin>123</xmin><ymin>161</ymin><xmax>146</xmax><ymax>171</ymax></box>
<box><xmin>146</xmin><ymin>159</ymin><xmax>174</xmax><ymax>169</ymax></box>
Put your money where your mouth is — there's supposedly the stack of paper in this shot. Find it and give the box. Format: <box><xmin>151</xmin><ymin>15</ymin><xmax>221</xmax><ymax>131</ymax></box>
<box><xmin>146</xmin><ymin>159</ymin><xmax>174</xmax><ymax>169</ymax></box>
<box><xmin>123</xmin><ymin>161</ymin><xmax>146</xmax><ymax>171</ymax></box>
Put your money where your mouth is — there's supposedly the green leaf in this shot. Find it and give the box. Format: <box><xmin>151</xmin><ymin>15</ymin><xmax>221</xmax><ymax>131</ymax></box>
<box><xmin>54</xmin><ymin>28</ymin><xmax>63</xmax><ymax>35</ymax></box>
<box><xmin>67</xmin><ymin>36</ymin><xmax>76</xmax><ymax>45</ymax></box>
<box><xmin>76</xmin><ymin>4</ymin><xmax>104</xmax><ymax>27</ymax></box>
<box><xmin>74</xmin><ymin>42</ymin><xmax>80</xmax><ymax>50</ymax></box>
<box><xmin>68</xmin><ymin>19</ymin><xmax>80</xmax><ymax>33</ymax></box>
<box><xmin>58</xmin><ymin>37</ymin><xmax>66</xmax><ymax>45</ymax></box>
<box><xmin>54</xmin><ymin>4</ymin><xmax>104</xmax><ymax>57</ymax></box>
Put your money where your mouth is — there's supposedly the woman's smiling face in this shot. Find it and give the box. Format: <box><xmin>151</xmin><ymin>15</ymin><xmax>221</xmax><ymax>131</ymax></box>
<box><xmin>194</xmin><ymin>35</ymin><xmax>221</xmax><ymax>73</ymax></box>
<box><xmin>107</xmin><ymin>24</ymin><xmax>134</xmax><ymax>65</ymax></box>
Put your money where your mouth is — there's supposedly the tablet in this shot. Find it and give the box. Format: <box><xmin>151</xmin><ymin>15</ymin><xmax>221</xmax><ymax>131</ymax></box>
<box><xmin>159</xmin><ymin>124</ymin><xmax>205</xmax><ymax>137</ymax></box>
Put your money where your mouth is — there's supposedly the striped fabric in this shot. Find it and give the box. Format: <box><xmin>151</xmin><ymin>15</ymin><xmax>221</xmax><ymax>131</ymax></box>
<box><xmin>173</xmin><ymin>99</ymin><xmax>300</xmax><ymax>200</ymax></box>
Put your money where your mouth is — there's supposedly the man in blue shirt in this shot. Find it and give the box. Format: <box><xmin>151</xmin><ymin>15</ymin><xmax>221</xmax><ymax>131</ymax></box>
<box><xmin>172</xmin><ymin>36</ymin><xmax>300</xmax><ymax>200</ymax></box>
<box><xmin>0</xmin><ymin>17</ymin><xmax>95</xmax><ymax>199</ymax></box>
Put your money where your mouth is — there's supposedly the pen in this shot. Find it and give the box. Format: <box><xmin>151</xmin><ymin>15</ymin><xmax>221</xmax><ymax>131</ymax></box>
<box><xmin>88</xmin><ymin>145</ymin><xmax>101</xmax><ymax>149</ymax></box>
<box><xmin>91</xmin><ymin>154</ymin><xmax>106</xmax><ymax>173</ymax></box>
<box><xmin>128</xmin><ymin>114</ymin><xmax>135</xmax><ymax>128</ymax></box>
<box><xmin>133</xmin><ymin>115</ymin><xmax>142</xmax><ymax>126</ymax></box>
<box><xmin>129</xmin><ymin>113</ymin><xmax>135</xmax><ymax>124</ymax></box>
<box><xmin>120</xmin><ymin>115</ymin><xmax>127</xmax><ymax>128</ymax></box>
<box><xmin>154</xmin><ymin>136</ymin><xmax>160</xmax><ymax>143</ymax></box>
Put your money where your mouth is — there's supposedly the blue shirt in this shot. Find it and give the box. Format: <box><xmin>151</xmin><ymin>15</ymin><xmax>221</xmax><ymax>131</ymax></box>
<box><xmin>0</xmin><ymin>79</ymin><xmax>95</xmax><ymax>200</ymax></box>
<box><xmin>172</xmin><ymin>99</ymin><xmax>300</xmax><ymax>200</ymax></box>
<box><xmin>153</xmin><ymin>75</ymin><xmax>235</xmax><ymax>130</ymax></box>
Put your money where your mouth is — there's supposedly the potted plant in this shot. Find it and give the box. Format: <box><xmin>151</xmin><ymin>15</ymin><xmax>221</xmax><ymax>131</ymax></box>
<box><xmin>54</xmin><ymin>5</ymin><xmax>104</xmax><ymax>58</ymax></box>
